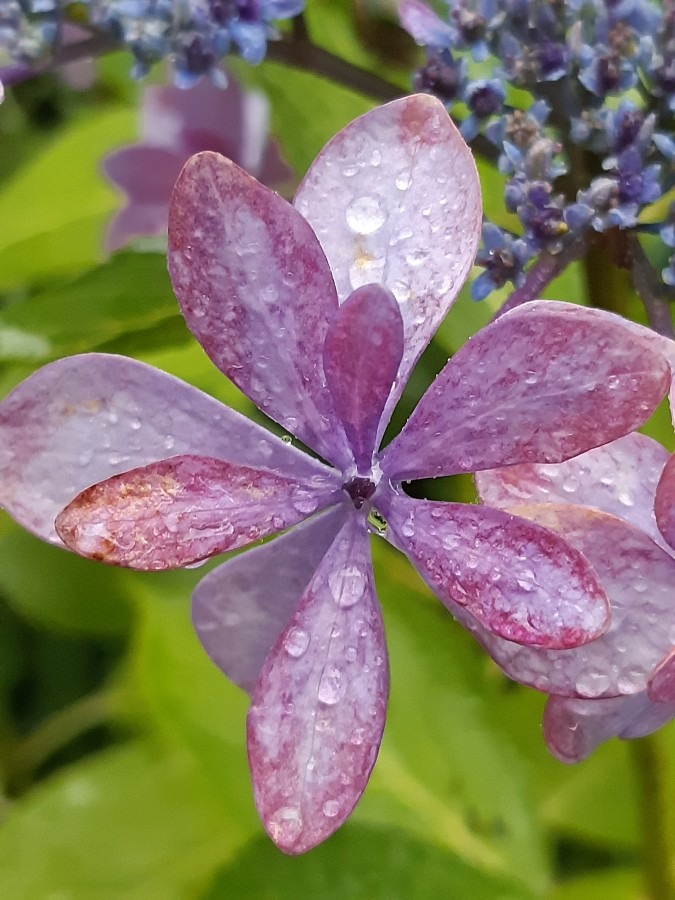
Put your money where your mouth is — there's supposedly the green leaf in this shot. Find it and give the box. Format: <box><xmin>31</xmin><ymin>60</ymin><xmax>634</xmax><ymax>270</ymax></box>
<box><xmin>205</xmin><ymin>825</ymin><xmax>536</xmax><ymax>900</ymax></box>
<box><xmin>0</xmin><ymin>740</ymin><xmax>247</xmax><ymax>899</ymax></box>
<box><xmin>0</xmin><ymin>252</ymin><xmax>187</xmax><ymax>363</ymax></box>
<box><xmin>550</xmin><ymin>868</ymin><xmax>640</xmax><ymax>900</ymax></box>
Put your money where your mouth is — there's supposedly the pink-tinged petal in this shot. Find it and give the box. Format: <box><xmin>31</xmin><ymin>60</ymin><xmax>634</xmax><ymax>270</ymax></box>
<box><xmin>378</xmin><ymin>491</ymin><xmax>609</xmax><ymax>649</ymax></box>
<box><xmin>543</xmin><ymin>693</ymin><xmax>675</xmax><ymax>763</ymax></box>
<box><xmin>168</xmin><ymin>152</ymin><xmax>351</xmax><ymax>467</ymax></box>
<box><xmin>655</xmin><ymin>453</ymin><xmax>675</xmax><ymax>552</ymax></box>
<box><xmin>649</xmin><ymin>650</ymin><xmax>675</xmax><ymax>703</ymax></box>
<box><xmin>56</xmin><ymin>454</ymin><xmax>341</xmax><ymax>570</ymax></box>
<box><xmin>102</xmin><ymin>146</ymin><xmax>184</xmax><ymax>205</ymax></box>
<box><xmin>294</xmin><ymin>94</ymin><xmax>481</xmax><ymax>424</ymax></box>
<box><xmin>247</xmin><ymin>513</ymin><xmax>388</xmax><ymax>854</ymax></box>
<box><xmin>0</xmin><ymin>354</ymin><xmax>334</xmax><ymax>545</ymax></box>
<box><xmin>104</xmin><ymin>202</ymin><xmax>171</xmax><ymax>254</ymax></box>
<box><xmin>382</xmin><ymin>305</ymin><xmax>670</xmax><ymax>481</ymax></box>
<box><xmin>324</xmin><ymin>285</ymin><xmax>404</xmax><ymax>470</ymax></box>
<box><xmin>399</xmin><ymin>0</ymin><xmax>456</xmax><ymax>46</ymax></box>
<box><xmin>462</xmin><ymin>504</ymin><xmax>675</xmax><ymax>698</ymax></box>
<box><xmin>192</xmin><ymin>505</ymin><xmax>348</xmax><ymax>693</ymax></box>
<box><xmin>476</xmin><ymin>433</ymin><xmax>670</xmax><ymax>549</ymax></box>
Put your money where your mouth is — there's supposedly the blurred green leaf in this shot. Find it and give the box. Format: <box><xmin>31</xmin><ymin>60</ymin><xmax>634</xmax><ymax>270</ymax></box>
<box><xmin>549</xmin><ymin>868</ymin><xmax>640</xmax><ymax>900</ymax></box>
<box><xmin>205</xmin><ymin>825</ymin><xmax>536</xmax><ymax>900</ymax></box>
<box><xmin>0</xmin><ymin>740</ymin><xmax>246</xmax><ymax>899</ymax></box>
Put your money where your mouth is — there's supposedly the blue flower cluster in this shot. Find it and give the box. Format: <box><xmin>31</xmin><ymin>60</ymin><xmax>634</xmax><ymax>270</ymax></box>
<box><xmin>401</xmin><ymin>0</ymin><xmax>675</xmax><ymax>299</ymax></box>
<box><xmin>0</xmin><ymin>0</ymin><xmax>304</xmax><ymax>87</ymax></box>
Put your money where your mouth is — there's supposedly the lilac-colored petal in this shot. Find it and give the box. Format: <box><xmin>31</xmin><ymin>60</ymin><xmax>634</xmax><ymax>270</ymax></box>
<box><xmin>104</xmin><ymin>202</ymin><xmax>171</xmax><ymax>254</ymax></box>
<box><xmin>543</xmin><ymin>693</ymin><xmax>675</xmax><ymax>763</ymax></box>
<box><xmin>247</xmin><ymin>513</ymin><xmax>388</xmax><ymax>854</ymax></box>
<box><xmin>649</xmin><ymin>650</ymin><xmax>675</xmax><ymax>703</ymax></box>
<box><xmin>294</xmin><ymin>94</ymin><xmax>481</xmax><ymax>427</ymax></box>
<box><xmin>382</xmin><ymin>305</ymin><xmax>670</xmax><ymax>481</ymax></box>
<box><xmin>475</xmin><ymin>433</ymin><xmax>670</xmax><ymax>549</ymax></box>
<box><xmin>399</xmin><ymin>0</ymin><xmax>456</xmax><ymax>46</ymax></box>
<box><xmin>324</xmin><ymin>285</ymin><xmax>404</xmax><ymax>470</ymax></box>
<box><xmin>192</xmin><ymin>504</ymin><xmax>348</xmax><ymax>694</ymax></box>
<box><xmin>168</xmin><ymin>152</ymin><xmax>351</xmax><ymax>467</ymax></box>
<box><xmin>462</xmin><ymin>504</ymin><xmax>675</xmax><ymax>698</ymax></box>
<box><xmin>0</xmin><ymin>354</ymin><xmax>334</xmax><ymax>545</ymax></box>
<box><xmin>378</xmin><ymin>491</ymin><xmax>609</xmax><ymax>649</ymax></box>
<box><xmin>55</xmin><ymin>454</ymin><xmax>341</xmax><ymax>570</ymax></box>
<box><xmin>655</xmin><ymin>453</ymin><xmax>675</xmax><ymax>552</ymax></box>
<box><xmin>102</xmin><ymin>146</ymin><xmax>184</xmax><ymax>205</ymax></box>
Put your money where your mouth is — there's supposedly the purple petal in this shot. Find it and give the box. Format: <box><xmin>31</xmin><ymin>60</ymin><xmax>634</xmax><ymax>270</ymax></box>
<box><xmin>382</xmin><ymin>304</ymin><xmax>670</xmax><ymax>481</ymax></box>
<box><xmin>323</xmin><ymin>285</ymin><xmax>404</xmax><ymax>469</ymax></box>
<box><xmin>543</xmin><ymin>693</ymin><xmax>675</xmax><ymax>763</ymax></box>
<box><xmin>475</xmin><ymin>433</ymin><xmax>670</xmax><ymax>550</ymax></box>
<box><xmin>655</xmin><ymin>453</ymin><xmax>675</xmax><ymax>552</ymax></box>
<box><xmin>294</xmin><ymin>94</ymin><xmax>481</xmax><ymax>424</ymax></box>
<box><xmin>462</xmin><ymin>504</ymin><xmax>675</xmax><ymax>698</ymax></box>
<box><xmin>399</xmin><ymin>0</ymin><xmax>455</xmax><ymax>46</ymax></box>
<box><xmin>378</xmin><ymin>491</ymin><xmax>609</xmax><ymax>649</ymax></box>
<box><xmin>247</xmin><ymin>513</ymin><xmax>388</xmax><ymax>854</ymax></box>
<box><xmin>55</xmin><ymin>454</ymin><xmax>341</xmax><ymax>570</ymax></box>
<box><xmin>104</xmin><ymin>202</ymin><xmax>171</xmax><ymax>254</ymax></box>
<box><xmin>192</xmin><ymin>505</ymin><xmax>348</xmax><ymax>693</ymax></box>
<box><xmin>102</xmin><ymin>146</ymin><xmax>184</xmax><ymax>205</ymax></box>
<box><xmin>168</xmin><ymin>152</ymin><xmax>351</xmax><ymax>467</ymax></box>
<box><xmin>0</xmin><ymin>354</ymin><xmax>333</xmax><ymax>545</ymax></box>
<box><xmin>649</xmin><ymin>650</ymin><xmax>675</xmax><ymax>703</ymax></box>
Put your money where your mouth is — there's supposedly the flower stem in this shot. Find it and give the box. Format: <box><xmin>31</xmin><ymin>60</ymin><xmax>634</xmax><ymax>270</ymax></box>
<box><xmin>582</xmin><ymin>235</ymin><xmax>632</xmax><ymax>316</ymax></box>
<box><xmin>495</xmin><ymin>238</ymin><xmax>588</xmax><ymax>318</ymax></box>
<box><xmin>630</xmin><ymin>235</ymin><xmax>675</xmax><ymax>339</ymax></box>
<box><xmin>630</xmin><ymin>734</ymin><xmax>675</xmax><ymax>900</ymax></box>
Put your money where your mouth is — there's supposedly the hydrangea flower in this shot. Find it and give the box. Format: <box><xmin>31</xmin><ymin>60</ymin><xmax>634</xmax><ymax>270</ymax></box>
<box><xmin>0</xmin><ymin>96</ymin><xmax>669</xmax><ymax>852</ymax></box>
<box><xmin>102</xmin><ymin>74</ymin><xmax>289</xmax><ymax>252</ymax></box>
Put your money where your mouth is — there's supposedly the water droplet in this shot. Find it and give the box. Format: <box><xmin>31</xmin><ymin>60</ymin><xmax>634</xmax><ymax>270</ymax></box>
<box><xmin>524</xmin><ymin>371</ymin><xmax>538</xmax><ymax>385</ymax></box>
<box><xmin>323</xmin><ymin>799</ymin><xmax>340</xmax><ymax>818</ymax></box>
<box><xmin>350</xmin><ymin>726</ymin><xmax>365</xmax><ymax>745</ymax></box>
<box><xmin>405</xmin><ymin>248</ymin><xmax>429</xmax><ymax>267</ymax></box>
<box><xmin>129</xmin><ymin>417</ymin><xmax>142</xmax><ymax>430</ymax></box>
<box><xmin>281</xmin><ymin>435</ymin><xmax>293</xmax><ymax>445</ymax></box>
<box><xmin>163</xmin><ymin>435</ymin><xmax>176</xmax><ymax>451</ymax></box>
<box><xmin>368</xmin><ymin>508</ymin><xmax>387</xmax><ymax>535</ymax></box>
<box><xmin>268</xmin><ymin>807</ymin><xmax>303</xmax><ymax>844</ymax></box>
<box><xmin>395</xmin><ymin>170</ymin><xmax>412</xmax><ymax>190</ymax></box>
<box><xmin>318</xmin><ymin>665</ymin><xmax>344</xmax><ymax>705</ymax></box>
<box><xmin>370</xmin><ymin>149</ymin><xmax>382</xmax><ymax>167</ymax></box>
<box><xmin>293</xmin><ymin>491</ymin><xmax>319</xmax><ymax>515</ymax></box>
<box><xmin>576</xmin><ymin>670</ymin><xmax>611</xmax><ymax>697</ymax></box>
<box><xmin>562</xmin><ymin>476</ymin><xmax>579</xmax><ymax>494</ymax></box>
<box><xmin>346</xmin><ymin>196</ymin><xmax>386</xmax><ymax>235</ymax></box>
<box><xmin>284</xmin><ymin>626</ymin><xmax>310</xmax><ymax>658</ymax></box>
<box><xmin>607</xmin><ymin>375</ymin><xmax>621</xmax><ymax>389</ymax></box>
<box><xmin>345</xmin><ymin>646</ymin><xmax>357</xmax><ymax>662</ymax></box>
<box><xmin>400</xmin><ymin>516</ymin><xmax>415</xmax><ymax>538</ymax></box>
<box><xmin>328</xmin><ymin>565</ymin><xmax>366</xmax><ymax>608</ymax></box>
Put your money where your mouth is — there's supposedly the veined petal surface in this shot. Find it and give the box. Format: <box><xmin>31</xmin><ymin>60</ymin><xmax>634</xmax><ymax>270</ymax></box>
<box><xmin>56</xmin><ymin>455</ymin><xmax>341</xmax><ymax>570</ymax></box>
<box><xmin>383</xmin><ymin>305</ymin><xmax>669</xmax><ymax>481</ymax></box>
<box><xmin>323</xmin><ymin>285</ymin><xmax>404</xmax><ymax>469</ymax></box>
<box><xmin>168</xmin><ymin>152</ymin><xmax>351</xmax><ymax>467</ymax></box>
<box><xmin>463</xmin><ymin>504</ymin><xmax>675</xmax><ymax>698</ymax></box>
<box><xmin>378</xmin><ymin>492</ymin><xmax>609</xmax><ymax>649</ymax></box>
<box><xmin>247</xmin><ymin>514</ymin><xmax>388</xmax><ymax>854</ymax></box>
<box><xmin>294</xmin><ymin>94</ymin><xmax>481</xmax><ymax>425</ymax></box>
<box><xmin>0</xmin><ymin>354</ymin><xmax>331</xmax><ymax>544</ymax></box>
<box><xmin>476</xmin><ymin>433</ymin><xmax>670</xmax><ymax>550</ymax></box>
<box><xmin>192</xmin><ymin>505</ymin><xmax>348</xmax><ymax>694</ymax></box>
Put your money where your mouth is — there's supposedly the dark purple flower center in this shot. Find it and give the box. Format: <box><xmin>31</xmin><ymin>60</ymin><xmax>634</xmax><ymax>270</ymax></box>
<box><xmin>469</xmin><ymin>85</ymin><xmax>502</xmax><ymax>119</ymax></box>
<box><xmin>415</xmin><ymin>51</ymin><xmax>463</xmax><ymax>104</ymax></box>
<box><xmin>342</xmin><ymin>476</ymin><xmax>377</xmax><ymax>510</ymax></box>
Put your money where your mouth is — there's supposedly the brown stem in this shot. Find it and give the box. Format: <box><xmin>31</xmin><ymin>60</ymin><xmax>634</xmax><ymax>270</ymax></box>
<box><xmin>630</xmin><ymin>235</ymin><xmax>675</xmax><ymax>339</ymax></box>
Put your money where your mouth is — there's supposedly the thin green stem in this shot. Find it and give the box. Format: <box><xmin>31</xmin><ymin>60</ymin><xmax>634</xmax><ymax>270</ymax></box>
<box><xmin>630</xmin><ymin>734</ymin><xmax>675</xmax><ymax>900</ymax></box>
<box><xmin>582</xmin><ymin>236</ymin><xmax>632</xmax><ymax>315</ymax></box>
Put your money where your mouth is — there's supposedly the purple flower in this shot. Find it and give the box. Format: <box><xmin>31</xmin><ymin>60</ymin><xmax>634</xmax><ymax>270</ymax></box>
<box><xmin>0</xmin><ymin>97</ymin><xmax>669</xmax><ymax>853</ymax></box>
<box><xmin>102</xmin><ymin>73</ymin><xmax>289</xmax><ymax>252</ymax></box>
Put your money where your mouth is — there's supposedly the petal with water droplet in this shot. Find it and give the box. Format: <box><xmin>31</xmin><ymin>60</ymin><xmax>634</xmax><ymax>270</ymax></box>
<box><xmin>0</xmin><ymin>354</ymin><xmax>330</xmax><ymax>546</ymax></box>
<box><xmin>655</xmin><ymin>453</ymin><xmax>675</xmax><ymax>553</ymax></box>
<box><xmin>168</xmin><ymin>152</ymin><xmax>351</xmax><ymax>467</ymax></box>
<box><xmin>476</xmin><ymin>433</ymin><xmax>670</xmax><ymax>550</ymax></box>
<box><xmin>192</xmin><ymin>505</ymin><xmax>348</xmax><ymax>693</ymax></box>
<box><xmin>463</xmin><ymin>504</ymin><xmax>675</xmax><ymax>698</ymax></box>
<box><xmin>323</xmin><ymin>285</ymin><xmax>404</xmax><ymax>468</ymax></box>
<box><xmin>378</xmin><ymin>492</ymin><xmax>609</xmax><ymax>649</ymax></box>
<box><xmin>294</xmin><ymin>94</ymin><xmax>481</xmax><ymax>427</ymax></box>
<box><xmin>56</xmin><ymin>454</ymin><xmax>341</xmax><ymax>570</ymax></box>
<box><xmin>382</xmin><ymin>305</ymin><xmax>670</xmax><ymax>481</ymax></box>
<box><xmin>247</xmin><ymin>513</ymin><xmax>388</xmax><ymax>854</ymax></box>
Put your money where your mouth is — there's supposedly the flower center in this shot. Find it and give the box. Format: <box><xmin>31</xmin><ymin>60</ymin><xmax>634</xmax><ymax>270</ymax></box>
<box><xmin>342</xmin><ymin>476</ymin><xmax>377</xmax><ymax>510</ymax></box>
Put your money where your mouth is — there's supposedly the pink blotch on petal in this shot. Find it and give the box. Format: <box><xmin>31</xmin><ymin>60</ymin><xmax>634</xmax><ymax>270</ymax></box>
<box><xmin>378</xmin><ymin>492</ymin><xmax>609</xmax><ymax>649</ymax></box>
<box><xmin>168</xmin><ymin>152</ymin><xmax>351</xmax><ymax>468</ymax></box>
<box><xmin>294</xmin><ymin>94</ymin><xmax>481</xmax><ymax>428</ymax></box>
<box><xmin>323</xmin><ymin>285</ymin><xmax>404</xmax><ymax>469</ymax></box>
<box><xmin>55</xmin><ymin>454</ymin><xmax>340</xmax><ymax>570</ymax></box>
<box><xmin>247</xmin><ymin>514</ymin><xmax>388</xmax><ymax>854</ymax></box>
<box><xmin>382</xmin><ymin>305</ymin><xmax>670</xmax><ymax>481</ymax></box>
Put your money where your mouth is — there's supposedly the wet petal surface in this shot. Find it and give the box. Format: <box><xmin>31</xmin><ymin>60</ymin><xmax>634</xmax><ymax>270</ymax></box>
<box><xmin>323</xmin><ymin>285</ymin><xmax>404</xmax><ymax>469</ymax></box>
<box><xmin>192</xmin><ymin>505</ymin><xmax>348</xmax><ymax>694</ymax></box>
<box><xmin>247</xmin><ymin>514</ymin><xmax>388</xmax><ymax>854</ymax></box>
<box><xmin>649</xmin><ymin>650</ymin><xmax>675</xmax><ymax>704</ymax></box>
<box><xmin>382</xmin><ymin>305</ymin><xmax>669</xmax><ymax>481</ymax></box>
<box><xmin>655</xmin><ymin>453</ymin><xmax>675</xmax><ymax>552</ymax></box>
<box><xmin>463</xmin><ymin>504</ymin><xmax>675</xmax><ymax>698</ymax></box>
<box><xmin>56</xmin><ymin>455</ymin><xmax>341</xmax><ymax>570</ymax></box>
<box><xmin>378</xmin><ymin>492</ymin><xmax>609</xmax><ymax>649</ymax></box>
<box><xmin>0</xmin><ymin>354</ymin><xmax>330</xmax><ymax>545</ymax></box>
<box><xmin>294</xmin><ymin>94</ymin><xmax>481</xmax><ymax>424</ymax></box>
<box><xmin>168</xmin><ymin>152</ymin><xmax>350</xmax><ymax>467</ymax></box>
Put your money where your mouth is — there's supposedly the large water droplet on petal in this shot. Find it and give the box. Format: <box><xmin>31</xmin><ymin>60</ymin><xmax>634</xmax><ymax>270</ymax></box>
<box><xmin>318</xmin><ymin>665</ymin><xmax>344</xmax><ymax>705</ymax></box>
<box><xmin>283</xmin><ymin>626</ymin><xmax>310</xmax><ymax>658</ymax></box>
<box><xmin>268</xmin><ymin>806</ymin><xmax>303</xmax><ymax>845</ymax></box>
<box><xmin>345</xmin><ymin>196</ymin><xmax>386</xmax><ymax>235</ymax></box>
<box><xmin>328</xmin><ymin>565</ymin><xmax>366</xmax><ymax>608</ymax></box>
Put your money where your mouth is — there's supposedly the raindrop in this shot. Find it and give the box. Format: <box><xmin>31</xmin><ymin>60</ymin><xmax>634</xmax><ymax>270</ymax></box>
<box><xmin>370</xmin><ymin>149</ymin><xmax>382</xmax><ymax>167</ymax></box>
<box><xmin>576</xmin><ymin>670</ymin><xmax>611</xmax><ymax>697</ymax></box>
<box><xmin>524</xmin><ymin>371</ymin><xmax>538</xmax><ymax>385</ymax></box>
<box><xmin>281</xmin><ymin>435</ymin><xmax>293</xmax><ymax>445</ymax></box>
<box><xmin>346</xmin><ymin>196</ymin><xmax>387</xmax><ymax>235</ymax></box>
<box><xmin>163</xmin><ymin>435</ymin><xmax>176</xmax><ymax>451</ymax></box>
<box><xmin>400</xmin><ymin>516</ymin><xmax>415</xmax><ymax>538</ymax></box>
<box><xmin>345</xmin><ymin>646</ymin><xmax>357</xmax><ymax>663</ymax></box>
<box><xmin>284</xmin><ymin>626</ymin><xmax>310</xmax><ymax>658</ymax></box>
<box><xmin>323</xmin><ymin>799</ymin><xmax>340</xmax><ymax>818</ymax></box>
<box><xmin>293</xmin><ymin>491</ymin><xmax>319</xmax><ymax>515</ymax></box>
<box><xmin>405</xmin><ymin>248</ymin><xmax>429</xmax><ymax>267</ymax></box>
<box><xmin>318</xmin><ymin>665</ymin><xmax>344</xmax><ymax>705</ymax></box>
<box><xmin>328</xmin><ymin>565</ymin><xmax>366</xmax><ymax>608</ymax></box>
<box><xmin>268</xmin><ymin>807</ymin><xmax>303</xmax><ymax>844</ymax></box>
<box><xmin>395</xmin><ymin>170</ymin><xmax>412</xmax><ymax>190</ymax></box>
<box><xmin>129</xmin><ymin>417</ymin><xmax>142</xmax><ymax>430</ymax></box>
<box><xmin>561</xmin><ymin>476</ymin><xmax>579</xmax><ymax>494</ymax></box>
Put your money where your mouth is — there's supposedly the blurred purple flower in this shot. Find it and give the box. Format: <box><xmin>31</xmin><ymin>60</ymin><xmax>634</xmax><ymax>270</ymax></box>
<box><xmin>0</xmin><ymin>97</ymin><xmax>669</xmax><ymax>853</ymax></box>
<box><xmin>102</xmin><ymin>74</ymin><xmax>289</xmax><ymax>252</ymax></box>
